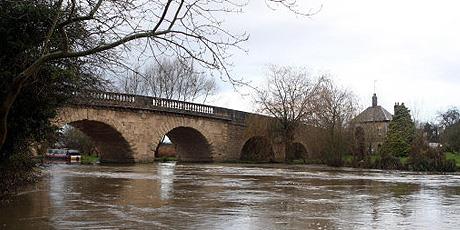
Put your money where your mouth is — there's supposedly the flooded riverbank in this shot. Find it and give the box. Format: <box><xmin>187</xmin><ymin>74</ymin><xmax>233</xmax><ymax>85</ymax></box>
<box><xmin>1</xmin><ymin>163</ymin><xmax>459</xmax><ymax>229</ymax></box>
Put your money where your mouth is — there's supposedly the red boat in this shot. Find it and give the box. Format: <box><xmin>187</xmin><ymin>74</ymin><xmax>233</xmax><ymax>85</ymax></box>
<box><xmin>46</xmin><ymin>149</ymin><xmax>81</xmax><ymax>162</ymax></box>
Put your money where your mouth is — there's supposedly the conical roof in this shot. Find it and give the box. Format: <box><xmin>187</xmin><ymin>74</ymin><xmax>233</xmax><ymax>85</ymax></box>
<box><xmin>353</xmin><ymin>94</ymin><xmax>393</xmax><ymax>123</ymax></box>
<box><xmin>353</xmin><ymin>105</ymin><xmax>393</xmax><ymax>123</ymax></box>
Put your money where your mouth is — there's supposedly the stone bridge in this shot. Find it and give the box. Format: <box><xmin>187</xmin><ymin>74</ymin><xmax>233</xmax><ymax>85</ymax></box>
<box><xmin>54</xmin><ymin>91</ymin><xmax>315</xmax><ymax>163</ymax></box>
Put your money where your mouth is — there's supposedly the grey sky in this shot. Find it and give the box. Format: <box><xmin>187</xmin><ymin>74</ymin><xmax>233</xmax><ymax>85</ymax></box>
<box><xmin>208</xmin><ymin>0</ymin><xmax>460</xmax><ymax>122</ymax></box>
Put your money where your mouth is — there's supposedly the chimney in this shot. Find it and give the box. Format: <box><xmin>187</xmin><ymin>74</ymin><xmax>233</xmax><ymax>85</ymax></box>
<box><xmin>394</xmin><ymin>103</ymin><xmax>400</xmax><ymax>114</ymax></box>
<box><xmin>372</xmin><ymin>93</ymin><xmax>377</xmax><ymax>107</ymax></box>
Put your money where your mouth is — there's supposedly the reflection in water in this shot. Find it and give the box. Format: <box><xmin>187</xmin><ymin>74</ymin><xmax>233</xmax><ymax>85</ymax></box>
<box><xmin>0</xmin><ymin>163</ymin><xmax>459</xmax><ymax>229</ymax></box>
<box><xmin>158</xmin><ymin>163</ymin><xmax>175</xmax><ymax>200</ymax></box>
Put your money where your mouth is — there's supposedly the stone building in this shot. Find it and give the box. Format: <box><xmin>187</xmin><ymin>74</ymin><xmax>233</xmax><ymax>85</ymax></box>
<box><xmin>352</xmin><ymin>94</ymin><xmax>393</xmax><ymax>154</ymax></box>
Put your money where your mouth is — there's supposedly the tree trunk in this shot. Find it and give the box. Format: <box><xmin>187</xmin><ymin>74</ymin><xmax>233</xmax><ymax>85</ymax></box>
<box><xmin>283</xmin><ymin>127</ymin><xmax>295</xmax><ymax>162</ymax></box>
<box><xmin>0</xmin><ymin>108</ymin><xmax>9</xmax><ymax>158</ymax></box>
<box><xmin>0</xmin><ymin>54</ymin><xmax>48</xmax><ymax>154</ymax></box>
<box><xmin>0</xmin><ymin>62</ymin><xmax>43</xmax><ymax>153</ymax></box>
<box><xmin>154</xmin><ymin>136</ymin><xmax>166</xmax><ymax>158</ymax></box>
<box><xmin>0</xmin><ymin>77</ymin><xmax>28</xmax><ymax>154</ymax></box>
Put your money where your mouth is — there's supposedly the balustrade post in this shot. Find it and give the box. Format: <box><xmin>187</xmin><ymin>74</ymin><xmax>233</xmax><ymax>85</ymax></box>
<box><xmin>134</xmin><ymin>95</ymin><xmax>150</xmax><ymax>107</ymax></box>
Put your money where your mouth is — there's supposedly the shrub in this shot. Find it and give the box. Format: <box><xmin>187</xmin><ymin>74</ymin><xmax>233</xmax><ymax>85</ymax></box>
<box><xmin>406</xmin><ymin>149</ymin><xmax>456</xmax><ymax>172</ymax></box>
<box><xmin>372</xmin><ymin>154</ymin><xmax>403</xmax><ymax>170</ymax></box>
<box><xmin>0</xmin><ymin>153</ymin><xmax>38</xmax><ymax>198</ymax></box>
<box><xmin>80</xmin><ymin>155</ymin><xmax>99</xmax><ymax>165</ymax></box>
<box><xmin>407</xmin><ymin>130</ymin><xmax>457</xmax><ymax>172</ymax></box>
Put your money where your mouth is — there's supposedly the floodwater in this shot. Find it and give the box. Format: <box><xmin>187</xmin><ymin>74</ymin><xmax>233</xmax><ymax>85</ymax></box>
<box><xmin>1</xmin><ymin>163</ymin><xmax>459</xmax><ymax>230</ymax></box>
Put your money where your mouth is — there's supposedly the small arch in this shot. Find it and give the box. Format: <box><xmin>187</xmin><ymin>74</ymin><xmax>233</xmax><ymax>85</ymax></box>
<box><xmin>240</xmin><ymin>136</ymin><xmax>274</xmax><ymax>162</ymax></box>
<box><xmin>158</xmin><ymin>126</ymin><xmax>212</xmax><ymax>162</ymax></box>
<box><xmin>286</xmin><ymin>142</ymin><xmax>309</xmax><ymax>162</ymax></box>
<box><xmin>67</xmin><ymin>120</ymin><xmax>134</xmax><ymax>163</ymax></box>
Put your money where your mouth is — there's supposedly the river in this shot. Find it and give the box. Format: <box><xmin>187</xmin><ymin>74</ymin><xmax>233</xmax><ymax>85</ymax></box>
<box><xmin>1</xmin><ymin>163</ymin><xmax>459</xmax><ymax>229</ymax></box>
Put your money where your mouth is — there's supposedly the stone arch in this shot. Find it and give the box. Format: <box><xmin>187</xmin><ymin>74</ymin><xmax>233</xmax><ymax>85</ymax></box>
<box><xmin>156</xmin><ymin>126</ymin><xmax>213</xmax><ymax>162</ymax></box>
<box><xmin>66</xmin><ymin>120</ymin><xmax>134</xmax><ymax>163</ymax></box>
<box><xmin>286</xmin><ymin>142</ymin><xmax>309</xmax><ymax>162</ymax></box>
<box><xmin>240</xmin><ymin>136</ymin><xmax>275</xmax><ymax>162</ymax></box>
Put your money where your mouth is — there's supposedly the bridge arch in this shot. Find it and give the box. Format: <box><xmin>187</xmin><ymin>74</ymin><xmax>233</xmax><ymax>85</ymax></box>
<box><xmin>240</xmin><ymin>136</ymin><xmax>275</xmax><ymax>162</ymax></box>
<box><xmin>155</xmin><ymin>126</ymin><xmax>213</xmax><ymax>162</ymax></box>
<box><xmin>286</xmin><ymin>142</ymin><xmax>309</xmax><ymax>162</ymax></box>
<box><xmin>65</xmin><ymin>120</ymin><xmax>134</xmax><ymax>163</ymax></box>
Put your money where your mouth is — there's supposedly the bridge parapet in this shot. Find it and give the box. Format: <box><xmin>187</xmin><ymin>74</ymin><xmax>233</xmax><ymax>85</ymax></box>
<box><xmin>71</xmin><ymin>91</ymin><xmax>248</xmax><ymax>124</ymax></box>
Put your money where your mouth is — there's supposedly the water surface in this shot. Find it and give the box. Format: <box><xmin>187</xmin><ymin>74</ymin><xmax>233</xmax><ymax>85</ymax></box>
<box><xmin>1</xmin><ymin>163</ymin><xmax>459</xmax><ymax>229</ymax></box>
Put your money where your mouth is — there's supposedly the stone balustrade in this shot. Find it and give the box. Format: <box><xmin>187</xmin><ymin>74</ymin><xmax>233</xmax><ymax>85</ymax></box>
<box><xmin>71</xmin><ymin>91</ymin><xmax>248</xmax><ymax>124</ymax></box>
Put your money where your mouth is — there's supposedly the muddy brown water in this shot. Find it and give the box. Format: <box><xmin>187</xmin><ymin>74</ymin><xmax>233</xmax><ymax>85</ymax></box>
<box><xmin>1</xmin><ymin>163</ymin><xmax>459</xmax><ymax>229</ymax></box>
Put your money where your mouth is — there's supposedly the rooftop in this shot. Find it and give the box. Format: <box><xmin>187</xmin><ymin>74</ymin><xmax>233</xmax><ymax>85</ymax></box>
<box><xmin>353</xmin><ymin>94</ymin><xmax>393</xmax><ymax>123</ymax></box>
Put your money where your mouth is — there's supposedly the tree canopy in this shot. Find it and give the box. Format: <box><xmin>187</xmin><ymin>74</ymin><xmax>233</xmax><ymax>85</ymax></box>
<box><xmin>379</xmin><ymin>103</ymin><xmax>415</xmax><ymax>158</ymax></box>
<box><xmin>0</xmin><ymin>1</ymin><xmax>103</xmax><ymax>160</ymax></box>
<box><xmin>438</xmin><ymin>107</ymin><xmax>460</xmax><ymax>152</ymax></box>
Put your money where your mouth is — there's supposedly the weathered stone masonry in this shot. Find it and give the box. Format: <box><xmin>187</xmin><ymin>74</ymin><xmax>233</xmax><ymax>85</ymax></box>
<box><xmin>54</xmin><ymin>91</ymin><xmax>312</xmax><ymax>163</ymax></box>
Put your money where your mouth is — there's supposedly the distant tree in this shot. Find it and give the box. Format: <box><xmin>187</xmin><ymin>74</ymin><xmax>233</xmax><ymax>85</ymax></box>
<box><xmin>58</xmin><ymin>126</ymin><xmax>96</xmax><ymax>155</ymax></box>
<box><xmin>438</xmin><ymin>107</ymin><xmax>460</xmax><ymax>128</ymax></box>
<box><xmin>379</xmin><ymin>103</ymin><xmax>416</xmax><ymax>158</ymax></box>
<box><xmin>255</xmin><ymin>65</ymin><xmax>323</xmax><ymax>162</ymax></box>
<box><xmin>119</xmin><ymin>68</ymin><xmax>148</xmax><ymax>95</ymax></box>
<box><xmin>423</xmin><ymin>122</ymin><xmax>440</xmax><ymax>143</ymax></box>
<box><xmin>313</xmin><ymin>77</ymin><xmax>358</xmax><ymax>166</ymax></box>
<box><xmin>119</xmin><ymin>58</ymin><xmax>217</xmax><ymax>103</ymax></box>
<box><xmin>443</xmin><ymin>123</ymin><xmax>460</xmax><ymax>152</ymax></box>
<box><xmin>438</xmin><ymin>108</ymin><xmax>460</xmax><ymax>152</ymax></box>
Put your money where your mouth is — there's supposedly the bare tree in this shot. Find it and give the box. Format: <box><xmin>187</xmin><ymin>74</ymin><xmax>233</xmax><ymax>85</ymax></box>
<box><xmin>120</xmin><ymin>58</ymin><xmax>217</xmax><ymax>103</ymax></box>
<box><xmin>0</xmin><ymin>0</ymin><xmax>316</xmax><ymax>150</ymax></box>
<box><xmin>255</xmin><ymin>65</ymin><xmax>322</xmax><ymax>161</ymax></box>
<box><xmin>314</xmin><ymin>77</ymin><xmax>358</xmax><ymax>166</ymax></box>
<box><xmin>119</xmin><ymin>67</ymin><xmax>148</xmax><ymax>95</ymax></box>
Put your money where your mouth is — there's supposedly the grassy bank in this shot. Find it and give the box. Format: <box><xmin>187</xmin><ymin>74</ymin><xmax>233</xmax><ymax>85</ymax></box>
<box><xmin>80</xmin><ymin>155</ymin><xmax>99</xmax><ymax>164</ymax></box>
<box><xmin>445</xmin><ymin>152</ymin><xmax>460</xmax><ymax>168</ymax></box>
<box><xmin>155</xmin><ymin>156</ymin><xmax>177</xmax><ymax>162</ymax></box>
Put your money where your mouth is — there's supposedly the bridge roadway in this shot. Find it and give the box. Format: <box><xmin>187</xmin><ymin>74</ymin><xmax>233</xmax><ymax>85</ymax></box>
<box><xmin>54</xmin><ymin>91</ymin><xmax>312</xmax><ymax>163</ymax></box>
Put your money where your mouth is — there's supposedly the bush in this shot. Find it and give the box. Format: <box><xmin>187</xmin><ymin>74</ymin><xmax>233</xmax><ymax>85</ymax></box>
<box><xmin>0</xmin><ymin>153</ymin><xmax>38</xmax><ymax>198</ymax></box>
<box><xmin>445</xmin><ymin>152</ymin><xmax>460</xmax><ymax>168</ymax></box>
<box><xmin>342</xmin><ymin>154</ymin><xmax>353</xmax><ymax>166</ymax></box>
<box><xmin>80</xmin><ymin>155</ymin><xmax>99</xmax><ymax>165</ymax></box>
<box><xmin>406</xmin><ymin>149</ymin><xmax>456</xmax><ymax>172</ymax></box>
<box><xmin>155</xmin><ymin>156</ymin><xmax>177</xmax><ymax>162</ymax></box>
<box><xmin>407</xmin><ymin>131</ymin><xmax>457</xmax><ymax>172</ymax></box>
<box><xmin>325</xmin><ymin>157</ymin><xmax>344</xmax><ymax>167</ymax></box>
<box><xmin>303</xmin><ymin>158</ymin><xmax>324</xmax><ymax>164</ymax></box>
<box><xmin>372</xmin><ymin>154</ymin><xmax>403</xmax><ymax>170</ymax></box>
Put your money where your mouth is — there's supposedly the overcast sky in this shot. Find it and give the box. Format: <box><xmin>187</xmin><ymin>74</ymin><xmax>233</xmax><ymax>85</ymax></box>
<box><xmin>207</xmin><ymin>0</ymin><xmax>460</xmax><ymax>122</ymax></box>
